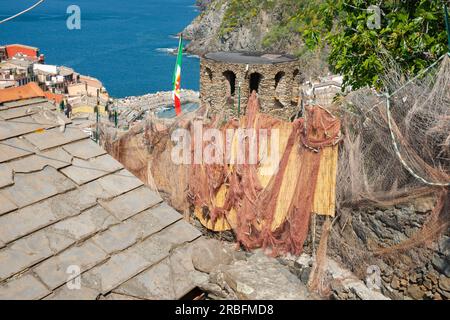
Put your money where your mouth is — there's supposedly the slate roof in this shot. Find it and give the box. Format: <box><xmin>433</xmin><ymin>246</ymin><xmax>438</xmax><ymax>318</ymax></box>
<box><xmin>0</xmin><ymin>97</ymin><xmax>202</xmax><ymax>300</ymax></box>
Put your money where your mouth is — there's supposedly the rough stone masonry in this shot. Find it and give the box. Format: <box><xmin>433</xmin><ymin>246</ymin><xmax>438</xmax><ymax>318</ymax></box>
<box><xmin>200</xmin><ymin>52</ymin><xmax>302</xmax><ymax>120</ymax></box>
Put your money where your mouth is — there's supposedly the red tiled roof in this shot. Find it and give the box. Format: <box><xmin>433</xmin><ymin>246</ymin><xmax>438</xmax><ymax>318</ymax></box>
<box><xmin>0</xmin><ymin>82</ymin><xmax>45</xmax><ymax>104</ymax></box>
<box><xmin>44</xmin><ymin>91</ymin><xmax>64</xmax><ymax>104</ymax></box>
<box><xmin>5</xmin><ymin>44</ymin><xmax>39</xmax><ymax>59</ymax></box>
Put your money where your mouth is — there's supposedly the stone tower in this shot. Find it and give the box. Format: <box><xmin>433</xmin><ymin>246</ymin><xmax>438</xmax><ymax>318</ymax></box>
<box><xmin>200</xmin><ymin>52</ymin><xmax>301</xmax><ymax>120</ymax></box>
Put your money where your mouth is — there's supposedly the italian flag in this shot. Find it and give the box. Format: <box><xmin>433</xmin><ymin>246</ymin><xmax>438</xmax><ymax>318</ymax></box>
<box><xmin>172</xmin><ymin>35</ymin><xmax>183</xmax><ymax>116</ymax></box>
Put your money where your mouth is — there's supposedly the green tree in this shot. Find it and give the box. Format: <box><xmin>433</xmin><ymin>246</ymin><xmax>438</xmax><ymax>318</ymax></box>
<box><xmin>315</xmin><ymin>0</ymin><xmax>449</xmax><ymax>90</ymax></box>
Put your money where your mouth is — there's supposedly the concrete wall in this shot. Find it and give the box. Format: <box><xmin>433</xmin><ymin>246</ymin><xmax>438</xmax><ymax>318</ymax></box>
<box><xmin>200</xmin><ymin>58</ymin><xmax>301</xmax><ymax>120</ymax></box>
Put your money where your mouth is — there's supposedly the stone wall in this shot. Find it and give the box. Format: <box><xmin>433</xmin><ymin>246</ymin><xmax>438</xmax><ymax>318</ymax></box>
<box><xmin>322</xmin><ymin>197</ymin><xmax>450</xmax><ymax>300</ymax></box>
<box><xmin>200</xmin><ymin>58</ymin><xmax>301</xmax><ymax>120</ymax></box>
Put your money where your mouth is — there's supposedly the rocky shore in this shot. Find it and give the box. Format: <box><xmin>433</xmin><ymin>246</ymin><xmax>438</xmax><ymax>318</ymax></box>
<box><xmin>114</xmin><ymin>89</ymin><xmax>199</xmax><ymax>127</ymax></box>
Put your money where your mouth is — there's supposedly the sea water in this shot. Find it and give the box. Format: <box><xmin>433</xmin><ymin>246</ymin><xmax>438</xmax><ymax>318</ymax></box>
<box><xmin>0</xmin><ymin>0</ymin><xmax>200</xmax><ymax>98</ymax></box>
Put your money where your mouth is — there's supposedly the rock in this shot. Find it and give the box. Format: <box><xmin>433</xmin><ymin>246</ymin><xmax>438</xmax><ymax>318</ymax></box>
<box><xmin>425</xmin><ymin>270</ymin><xmax>439</xmax><ymax>285</ymax></box>
<box><xmin>400</xmin><ymin>278</ymin><xmax>408</xmax><ymax>287</ymax></box>
<box><xmin>391</xmin><ymin>276</ymin><xmax>400</xmax><ymax>290</ymax></box>
<box><xmin>295</xmin><ymin>253</ymin><xmax>314</xmax><ymax>268</ymax></box>
<box><xmin>218</xmin><ymin>254</ymin><xmax>310</xmax><ymax>300</ymax></box>
<box><xmin>438</xmin><ymin>236</ymin><xmax>450</xmax><ymax>256</ymax></box>
<box><xmin>432</xmin><ymin>293</ymin><xmax>443</xmax><ymax>300</ymax></box>
<box><xmin>300</xmin><ymin>267</ymin><xmax>311</xmax><ymax>285</ymax></box>
<box><xmin>437</xmin><ymin>288</ymin><xmax>450</xmax><ymax>299</ymax></box>
<box><xmin>423</xmin><ymin>280</ymin><xmax>433</xmax><ymax>291</ymax></box>
<box><xmin>438</xmin><ymin>275</ymin><xmax>450</xmax><ymax>292</ymax></box>
<box><xmin>410</xmin><ymin>273</ymin><xmax>420</xmax><ymax>283</ymax></box>
<box><xmin>191</xmin><ymin>238</ymin><xmax>233</xmax><ymax>273</ymax></box>
<box><xmin>432</xmin><ymin>255</ymin><xmax>450</xmax><ymax>277</ymax></box>
<box><xmin>407</xmin><ymin>285</ymin><xmax>425</xmax><ymax>300</ymax></box>
<box><xmin>324</xmin><ymin>259</ymin><xmax>389</xmax><ymax>300</ymax></box>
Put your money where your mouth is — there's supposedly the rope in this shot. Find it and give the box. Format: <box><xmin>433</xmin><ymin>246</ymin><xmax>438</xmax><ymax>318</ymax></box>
<box><xmin>0</xmin><ymin>0</ymin><xmax>45</xmax><ymax>25</ymax></box>
<box><xmin>385</xmin><ymin>93</ymin><xmax>450</xmax><ymax>187</ymax></box>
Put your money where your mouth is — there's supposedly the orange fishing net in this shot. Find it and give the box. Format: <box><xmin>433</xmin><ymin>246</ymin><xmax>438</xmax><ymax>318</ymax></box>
<box><xmin>189</xmin><ymin>92</ymin><xmax>342</xmax><ymax>255</ymax></box>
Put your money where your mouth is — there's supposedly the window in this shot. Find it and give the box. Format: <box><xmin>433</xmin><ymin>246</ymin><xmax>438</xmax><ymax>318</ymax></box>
<box><xmin>223</xmin><ymin>70</ymin><xmax>236</xmax><ymax>96</ymax></box>
<box><xmin>205</xmin><ymin>67</ymin><xmax>213</xmax><ymax>81</ymax></box>
<box><xmin>249</xmin><ymin>72</ymin><xmax>262</xmax><ymax>93</ymax></box>
<box><xmin>275</xmin><ymin>71</ymin><xmax>285</xmax><ymax>88</ymax></box>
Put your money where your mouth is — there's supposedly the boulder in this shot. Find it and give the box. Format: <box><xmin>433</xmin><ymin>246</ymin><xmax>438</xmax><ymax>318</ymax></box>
<box><xmin>191</xmin><ymin>238</ymin><xmax>233</xmax><ymax>273</ymax></box>
<box><xmin>432</xmin><ymin>255</ymin><xmax>450</xmax><ymax>278</ymax></box>
<box><xmin>218</xmin><ymin>252</ymin><xmax>311</xmax><ymax>300</ymax></box>
<box><xmin>407</xmin><ymin>285</ymin><xmax>425</xmax><ymax>300</ymax></box>
<box><xmin>438</xmin><ymin>275</ymin><xmax>450</xmax><ymax>292</ymax></box>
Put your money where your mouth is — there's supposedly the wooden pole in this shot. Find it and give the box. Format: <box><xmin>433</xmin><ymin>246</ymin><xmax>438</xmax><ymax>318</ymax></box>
<box><xmin>237</xmin><ymin>82</ymin><xmax>241</xmax><ymax>117</ymax></box>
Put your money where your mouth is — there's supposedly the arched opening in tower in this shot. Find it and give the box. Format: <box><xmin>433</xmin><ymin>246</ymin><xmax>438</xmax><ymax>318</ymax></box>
<box><xmin>249</xmin><ymin>72</ymin><xmax>262</xmax><ymax>93</ymax></box>
<box><xmin>205</xmin><ymin>67</ymin><xmax>213</xmax><ymax>81</ymax></box>
<box><xmin>223</xmin><ymin>71</ymin><xmax>236</xmax><ymax>96</ymax></box>
<box><xmin>274</xmin><ymin>71</ymin><xmax>287</xmax><ymax>108</ymax></box>
<box><xmin>275</xmin><ymin>71</ymin><xmax>285</xmax><ymax>88</ymax></box>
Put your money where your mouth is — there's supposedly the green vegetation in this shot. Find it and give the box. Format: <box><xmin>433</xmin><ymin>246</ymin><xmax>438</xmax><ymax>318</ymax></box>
<box><xmin>219</xmin><ymin>0</ymin><xmax>267</xmax><ymax>36</ymax></box>
<box><xmin>217</xmin><ymin>0</ymin><xmax>450</xmax><ymax>90</ymax></box>
<box><xmin>317</xmin><ymin>0</ymin><xmax>449</xmax><ymax>90</ymax></box>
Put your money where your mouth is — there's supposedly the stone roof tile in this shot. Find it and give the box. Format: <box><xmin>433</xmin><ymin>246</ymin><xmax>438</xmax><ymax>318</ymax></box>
<box><xmin>60</xmin><ymin>154</ymin><xmax>123</xmax><ymax>185</ymax></box>
<box><xmin>62</xmin><ymin>139</ymin><xmax>106</xmax><ymax>160</ymax></box>
<box><xmin>24</xmin><ymin>127</ymin><xmax>88</xmax><ymax>150</ymax></box>
<box><xmin>0</xmin><ymin>116</ymin><xmax>45</xmax><ymax>140</ymax></box>
<box><xmin>91</xmin><ymin>203</ymin><xmax>181</xmax><ymax>254</ymax></box>
<box><xmin>81</xmin><ymin>246</ymin><xmax>150</xmax><ymax>295</ymax></box>
<box><xmin>114</xmin><ymin>240</ymin><xmax>202</xmax><ymax>299</ymax></box>
<box><xmin>0</xmin><ymin>192</ymin><xmax>17</xmax><ymax>216</ymax></box>
<box><xmin>33</xmin><ymin>240</ymin><xmax>108</xmax><ymax>290</ymax></box>
<box><xmin>0</xmin><ymin>193</ymin><xmax>82</xmax><ymax>244</ymax></box>
<box><xmin>0</xmin><ymin>137</ymin><xmax>34</xmax><ymax>163</ymax></box>
<box><xmin>0</xmin><ymin>274</ymin><xmax>51</xmax><ymax>300</ymax></box>
<box><xmin>98</xmin><ymin>185</ymin><xmax>162</xmax><ymax>221</ymax></box>
<box><xmin>50</xmin><ymin>205</ymin><xmax>119</xmax><ymax>240</ymax></box>
<box><xmin>7</xmin><ymin>147</ymin><xmax>72</xmax><ymax>173</ymax></box>
<box><xmin>2</xmin><ymin>166</ymin><xmax>76</xmax><ymax>208</ymax></box>
<box><xmin>0</xmin><ymin>102</ymin><xmax>55</xmax><ymax>120</ymax></box>
<box><xmin>95</xmin><ymin>169</ymin><xmax>143</xmax><ymax>197</ymax></box>
<box><xmin>0</xmin><ymin>164</ymin><xmax>13</xmax><ymax>188</ymax></box>
<box><xmin>0</xmin><ymin>228</ymin><xmax>74</xmax><ymax>281</ymax></box>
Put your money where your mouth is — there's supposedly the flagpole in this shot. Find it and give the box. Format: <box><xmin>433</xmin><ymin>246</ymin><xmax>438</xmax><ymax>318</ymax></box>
<box><xmin>173</xmin><ymin>34</ymin><xmax>183</xmax><ymax>116</ymax></box>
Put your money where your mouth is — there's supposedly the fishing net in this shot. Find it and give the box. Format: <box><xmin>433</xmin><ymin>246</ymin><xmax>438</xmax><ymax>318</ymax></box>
<box><xmin>189</xmin><ymin>92</ymin><xmax>342</xmax><ymax>256</ymax></box>
<box><xmin>337</xmin><ymin>53</ymin><xmax>450</xmax><ymax>208</ymax></box>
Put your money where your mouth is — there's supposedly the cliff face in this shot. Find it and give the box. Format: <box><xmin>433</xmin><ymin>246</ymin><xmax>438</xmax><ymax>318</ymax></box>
<box><xmin>182</xmin><ymin>0</ymin><xmax>329</xmax><ymax>79</ymax></box>
<box><xmin>183</xmin><ymin>0</ymin><xmax>302</xmax><ymax>55</ymax></box>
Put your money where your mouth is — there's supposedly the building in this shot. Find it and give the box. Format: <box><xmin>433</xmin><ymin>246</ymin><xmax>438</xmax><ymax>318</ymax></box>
<box><xmin>0</xmin><ymin>88</ymin><xmax>205</xmax><ymax>300</ymax></box>
<box><xmin>33</xmin><ymin>64</ymin><xmax>76</xmax><ymax>94</ymax></box>
<box><xmin>0</xmin><ymin>82</ymin><xmax>45</xmax><ymax>104</ymax></box>
<box><xmin>313</xmin><ymin>81</ymin><xmax>342</xmax><ymax>106</ymax></box>
<box><xmin>68</xmin><ymin>75</ymin><xmax>108</xmax><ymax>101</ymax></box>
<box><xmin>58</xmin><ymin>66</ymin><xmax>76</xmax><ymax>84</ymax></box>
<box><xmin>200</xmin><ymin>52</ymin><xmax>302</xmax><ymax>120</ymax></box>
<box><xmin>300</xmin><ymin>75</ymin><xmax>343</xmax><ymax>107</ymax></box>
<box><xmin>0</xmin><ymin>81</ymin><xmax>16</xmax><ymax>89</ymax></box>
<box><xmin>44</xmin><ymin>91</ymin><xmax>65</xmax><ymax>105</ymax></box>
<box><xmin>0</xmin><ymin>58</ymin><xmax>36</xmax><ymax>87</ymax></box>
<box><xmin>4</xmin><ymin>44</ymin><xmax>44</xmax><ymax>63</ymax></box>
<box><xmin>0</xmin><ymin>47</ymin><xmax>7</xmax><ymax>62</ymax></box>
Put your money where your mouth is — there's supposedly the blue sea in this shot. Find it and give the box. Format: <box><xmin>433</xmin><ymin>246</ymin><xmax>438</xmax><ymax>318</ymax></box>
<box><xmin>0</xmin><ymin>0</ymin><xmax>200</xmax><ymax>98</ymax></box>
